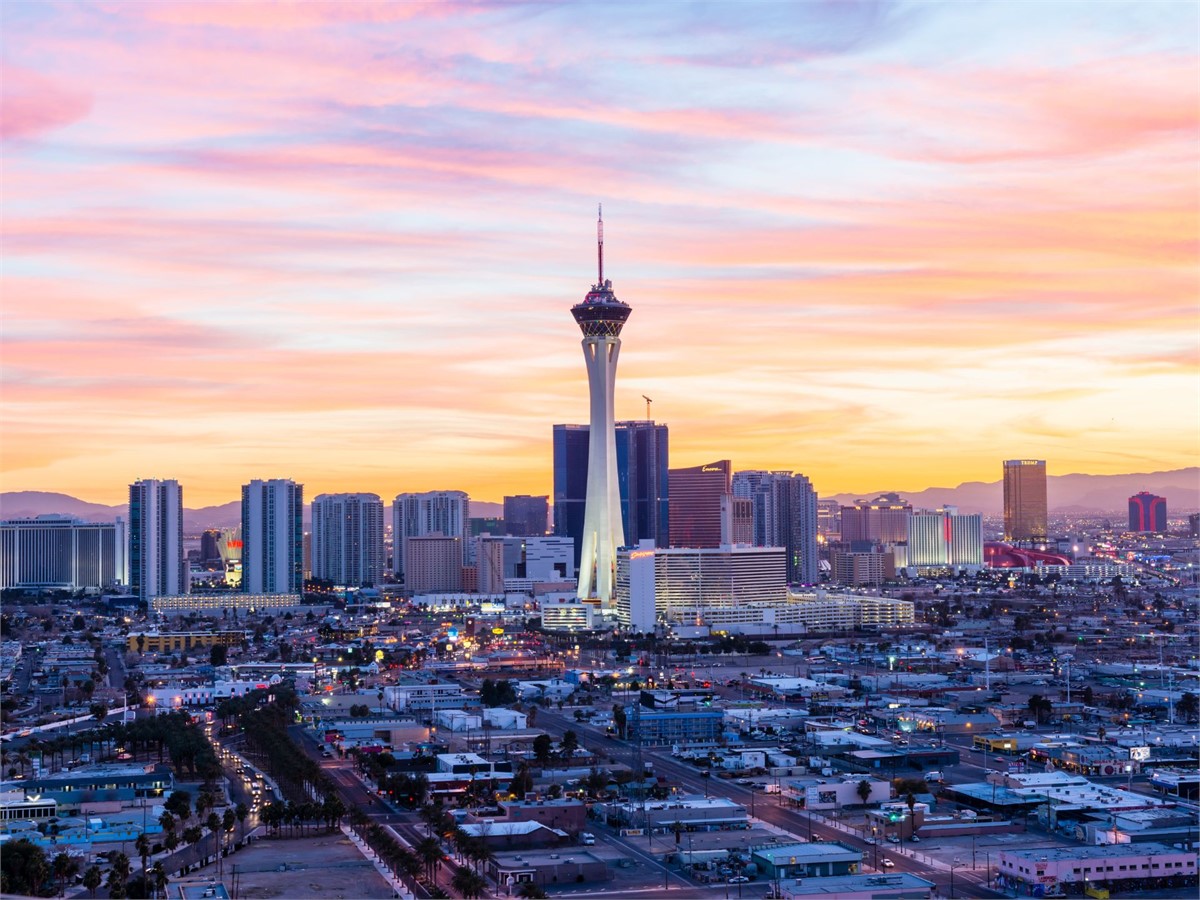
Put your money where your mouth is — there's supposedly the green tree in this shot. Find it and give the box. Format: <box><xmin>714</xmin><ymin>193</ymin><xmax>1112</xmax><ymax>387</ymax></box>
<box><xmin>517</xmin><ymin>882</ymin><xmax>549</xmax><ymax>898</ymax></box>
<box><xmin>532</xmin><ymin>733</ymin><xmax>553</xmax><ymax>767</ymax></box>
<box><xmin>509</xmin><ymin>763</ymin><xmax>534</xmax><ymax>798</ymax></box>
<box><xmin>560</xmin><ymin>729</ymin><xmax>579</xmax><ymax>760</ymax></box>
<box><xmin>209</xmin><ymin>644</ymin><xmax>228</xmax><ymax>667</ymax></box>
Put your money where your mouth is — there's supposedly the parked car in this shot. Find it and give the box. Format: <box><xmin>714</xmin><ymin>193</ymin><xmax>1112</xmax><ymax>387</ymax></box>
<box><xmin>881</xmin><ymin>859</ymin><xmax>895</xmax><ymax>869</ymax></box>
<box><xmin>580</xmin><ymin>832</ymin><xmax>595</xmax><ymax>845</ymax></box>
<box><xmin>727</xmin><ymin>876</ymin><xmax>750</xmax><ymax>884</ymax></box>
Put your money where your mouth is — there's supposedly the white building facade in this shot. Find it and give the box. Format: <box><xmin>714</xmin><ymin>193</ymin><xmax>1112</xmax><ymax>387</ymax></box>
<box><xmin>129</xmin><ymin>478</ymin><xmax>185</xmax><ymax>602</ymax></box>
<box><xmin>0</xmin><ymin>516</ymin><xmax>127</xmax><ymax>591</ymax></box>
<box><xmin>241</xmin><ymin>479</ymin><xmax>304</xmax><ymax>594</ymax></box>
<box><xmin>311</xmin><ymin>493</ymin><xmax>385</xmax><ymax>587</ymax></box>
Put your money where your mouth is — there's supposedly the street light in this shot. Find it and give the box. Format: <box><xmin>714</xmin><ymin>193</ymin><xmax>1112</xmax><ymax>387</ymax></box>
<box><xmin>950</xmin><ymin>858</ymin><xmax>964</xmax><ymax>899</ymax></box>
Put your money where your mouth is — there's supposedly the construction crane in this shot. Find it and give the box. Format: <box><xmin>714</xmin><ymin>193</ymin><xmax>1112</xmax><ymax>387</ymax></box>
<box><xmin>642</xmin><ymin>395</ymin><xmax>652</xmax><ymax>420</ymax></box>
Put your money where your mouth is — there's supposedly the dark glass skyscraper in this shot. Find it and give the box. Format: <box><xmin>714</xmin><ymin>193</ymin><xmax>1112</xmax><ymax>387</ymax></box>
<box><xmin>553</xmin><ymin>420</ymin><xmax>669</xmax><ymax>566</ymax></box>
<box><xmin>504</xmin><ymin>495</ymin><xmax>549</xmax><ymax>536</ymax></box>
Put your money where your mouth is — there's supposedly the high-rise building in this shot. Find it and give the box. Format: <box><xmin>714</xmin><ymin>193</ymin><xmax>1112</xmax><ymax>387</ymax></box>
<box><xmin>615</xmin><ymin>544</ymin><xmax>787</xmax><ymax>628</ymax></box>
<box><xmin>199</xmin><ymin>529</ymin><xmax>223</xmax><ymax>567</ymax></box>
<box><xmin>241</xmin><ymin>479</ymin><xmax>303</xmax><ymax>594</ymax></box>
<box><xmin>816</xmin><ymin>499</ymin><xmax>841</xmax><ymax>540</ymax></box>
<box><xmin>732</xmin><ymin>470</ymin><xmax>820</xmax><ymax>586</ymax></box>
<box><xmin>905</xmin><ymin>507</ymin><xmax>984</xmax><ymax>570</ymax></box>
<box><xmin>571</xmin><ymin>208</ymin><xmax>632</xmax><ymax>604</ymax></box>
<box><xmin>392</xmin><ymin>491</ymin><xmax>469</xmax><ymax>580</ymax></box>
<box><xmin>405</xmin><ymin>535</ymin><xmax>464</xmax><ymax>594</ymax></box>
<box><xmin>554</xmin><ymin>420</ymin><xmax>669</xmax><ymax>566</ymax></box>
<box><xmin>669</xmin><ymin>460</ymin><xmax>731</xmax><ymax>549</ymax></box>
<box><xmin>311</xmin><ymin>493</ymin><xmax>385</xmax><ymax>587</ymax></box>
<box><xmin>503</xmin><ymin>495</ymin><xmax>549</xmax><ymax>536</ymax></box>
<box><xmin>129</xmin><ymin>478</ymin><xmax>185</xmax><ymax>602</ymax></box>
<box><xmin>1003</xmin><ymin>460</ymin><xmax>1048</xmax><ymax>543</ymax></box>
<box><xmin>0</xmin><ymin>516</ymin><xmax>127</xmax><ymax>591</ymax></box>
<box><xmin>840</xmin><ymin>493</ymin><xmax>911</xmax><ymax>546</ymax></box>
<box><xmin>1128</xmin><ymin>492</ymin><xmax>1167</xmax><ymax>533</ymax></box>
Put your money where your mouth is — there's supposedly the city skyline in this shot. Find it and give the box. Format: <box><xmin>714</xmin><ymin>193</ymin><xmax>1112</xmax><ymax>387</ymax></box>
<box><xmin>3</xmin><ymin>2</ymin><xmax>1198</xmax><ymax>507</ymax></box>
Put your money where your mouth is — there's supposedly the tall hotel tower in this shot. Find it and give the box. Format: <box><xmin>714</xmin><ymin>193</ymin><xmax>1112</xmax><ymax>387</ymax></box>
<box><xmin>129</xmin><ymin>478</ymin><xmax>185</xmax><ymax>602</ymax></box>
<box><xmin>1003</xmin><ymin>460</ymin><xmax>1048</xmax><ymax>543</ymax></box>
<box><xmin>241</xmin><ymin>478</ymin><xmax>304</xmax><ymax>594</ymax></box>
<box><xmin>572</xmin><ymin>208</ymin><xmax>631</xmax><ymax>603</ymax></box>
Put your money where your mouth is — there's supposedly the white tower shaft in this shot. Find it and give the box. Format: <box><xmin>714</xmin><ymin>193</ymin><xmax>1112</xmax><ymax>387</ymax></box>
<box><xmin>577</xmin><ymin>334</ymin><xmax>625</xmax><ymax>602</ymax></box>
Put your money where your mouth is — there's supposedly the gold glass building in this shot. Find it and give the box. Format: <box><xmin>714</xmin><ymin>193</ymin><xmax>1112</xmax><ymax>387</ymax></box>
<box><xmin>1003</xmin><ymin>459</ymin><xmax>1047</xmax><ymax>542</ymax></box>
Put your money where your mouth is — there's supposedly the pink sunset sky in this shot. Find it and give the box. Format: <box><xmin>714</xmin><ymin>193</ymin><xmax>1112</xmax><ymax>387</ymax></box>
<box><xmin>2</xmin><ymin>1</ymin><xmax>1198</xmax><ymax>507</ymax></box>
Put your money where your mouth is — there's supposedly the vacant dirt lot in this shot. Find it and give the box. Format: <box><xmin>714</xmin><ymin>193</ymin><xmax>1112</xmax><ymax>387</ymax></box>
<box><xmin>224</xmin><ymin>834</ymin><xmax>394</xmax><ymax>899</ymax></box>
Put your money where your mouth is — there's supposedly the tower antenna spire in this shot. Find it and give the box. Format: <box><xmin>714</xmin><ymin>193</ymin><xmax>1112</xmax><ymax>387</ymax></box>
<box><xmin>597</xmin><ymin>203</ymin><xmax>604</xmax><ymax>284</ymax></box>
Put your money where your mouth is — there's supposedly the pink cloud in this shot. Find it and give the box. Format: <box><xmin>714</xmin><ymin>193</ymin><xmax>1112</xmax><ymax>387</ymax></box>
<box><xmin>0</xmin><ymin>65</ymin><xmax>92</xmax><ymax>140</ymax></box>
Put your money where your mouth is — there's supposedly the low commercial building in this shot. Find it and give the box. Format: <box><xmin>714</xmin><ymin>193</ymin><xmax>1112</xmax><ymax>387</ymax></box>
<box><xmin>597</xmin><ymin>796</ymin><xmax>747</xmax><ymax>833</ymax></box>
<box><xmin>4</xmin><ymin>764</ymin><xmax>173</xmax><ymax>815</ymax></box>
<box><xmin>795</xmin><ymin>776</ymin><xmax>891</xmax><ymax>811</ymax></box>
<box><xmin>751</xmin><ymin>841</ymin><xmax>863</xmax><ymax>879</ymax></box>
<box><xmin>777</xmin><ymin>872</ymin><xmax>935</xmax><ymax>899</ymax></box>
<box><xmin>149</xmin><ymin>593</ymin><xmax>306</xmax><ymax>616</ymax></box>
<box><xmin>383</xmin><ymin>682</ymin><xmax>466</xmax><ymax>712</ymax></box>
<box><xmin>996</xmin><ymin>843</ymin><xmax>1197</xmax><ymax>896</ymax></box>
<box><xmin>127</xmin><ymin>631</ymin><xmax>245</xmax><ymax>654</ymax></box>
<box><xmin>629</xmin><ymin>709</ymin><xmax>724</xmax><ymax>746</ymax></box>
<box><xmin>539</xmin><ymin>597</ymin><xmax>600</xmax><ymax>632</ymax></box>
<box><xmin>470</xmin><ymin>797</ymin><xmax>586</xmax><ymax>836</ymax></box>
<box><xmin>146</xmin><ymin>680</ymin><xmax>264</xmax><ymax>709</ymax></box>
<box><xmin>489</xmin><ymin>848</ymin><xmax>611</xmax><ymax>889</ymax></box>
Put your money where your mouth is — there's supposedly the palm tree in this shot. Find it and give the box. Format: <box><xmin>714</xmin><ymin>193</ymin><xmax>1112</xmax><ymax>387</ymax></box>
<box><xmin>416</xmin><ymin>835</ymin><xmax>443</xmax><ymax>883</ymax></box>
<box><xmin>183</xmin><ymin>825</ymin><xmax>203</xmax><ymax>868</ymax></box>
<box><xmin>450</xmin><ymin>867</ymin><xmax>488</xmax><ymax>898</ymax></box>
<box><xmin>235</xmin><ymin>801</ymin><xmax>249</xmax><ymax>845</ymax></box>
<box><xmin>205</xmin><ymin>811</ymin><xmax>221</xmax><ymax>866</ymax></box>
<box><xmin>221</xmin><ymin>808</ymin><xmax>237</xmax><ymax>873</ymax></box>
<box><xmin>82</xmin><ymin>864</ymin><xmax>102</xmax><ymax>898</ymax></box>
<box><xmin>150</xmin><ymin>861</ymin><xmax>169</xmax><ymax>900</ymax></box>
<box><xmin>52</xmin><ymin>851</ymin><xmax>79</xmax><ymax>897</ymax></box>
<box><xmin>135</xmin><ymin>833</ymin><xmax>152</xmax><ymax>879</ymax></box>
<box><xmin>856</xmin><ymin>779</ymin><xmax>873</xmax><ymax>806</ymax></box>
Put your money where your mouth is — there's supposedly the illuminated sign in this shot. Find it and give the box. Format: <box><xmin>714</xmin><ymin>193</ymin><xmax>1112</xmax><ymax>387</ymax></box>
<box><xmin>1129</xmin><ymin>746</ymin><xmax>1150</xmax><ymax>761</ymax></box>
<box><xmin>492</xmin><ymin>628</ymin><xmax>505</xmax><ymax>635</ymax></box>
<box><xmin>629</xmin><ymin>550</ymin><xmax>655</xmax><ymax>560</ymax></box>
<box><xmin>701</xmin><ymin>466</ymin><xmax>722</xmax><ymax>473</ymax></box>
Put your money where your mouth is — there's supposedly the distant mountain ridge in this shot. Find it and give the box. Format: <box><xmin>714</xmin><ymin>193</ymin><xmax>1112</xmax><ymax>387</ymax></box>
<box><xmin>824</xmin><ymin>468</ymin><xmax>1199</xmax><ymax>515</ymax></box>
<box><xmin>2</xmin><ymin>469</ymin><xmax>1195</xmax><ymax>528</ymax></box>
<box><xmin>0</xmin><ymin>491</ymin><xmax>505</xmax><ymax>530</ymax></box>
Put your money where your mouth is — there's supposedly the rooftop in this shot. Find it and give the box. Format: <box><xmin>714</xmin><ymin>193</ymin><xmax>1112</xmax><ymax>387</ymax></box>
<box><xmin>1002</xmin><ymin>842</ymin><xmax>1189</xmax><ymax>862</ymax></box>
<box><xmin>777</xmin><ymin>872</ymin><xmax>935</xmax><ymax>896</ymax></box>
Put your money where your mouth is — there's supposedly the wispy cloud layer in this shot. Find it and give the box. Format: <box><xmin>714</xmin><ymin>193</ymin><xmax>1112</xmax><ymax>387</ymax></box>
<box><xmin>2</xmin><ymin>1</ymin><xmax>1197</xmax><ymax>505</ymax></box>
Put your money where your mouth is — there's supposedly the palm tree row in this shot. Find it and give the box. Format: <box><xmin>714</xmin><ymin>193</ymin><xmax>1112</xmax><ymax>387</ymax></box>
<box><xmin>259</xmin><ymin>796</ymin><xmax>347</xmax><ymax>837</ymax></box>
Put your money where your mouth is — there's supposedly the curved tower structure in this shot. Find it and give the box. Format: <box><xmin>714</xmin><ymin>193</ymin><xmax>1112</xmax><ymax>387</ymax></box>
<box><xmin>572</xmin><ymin>207</ymin><xmax>631</xmax><ymax>603</ymax></box>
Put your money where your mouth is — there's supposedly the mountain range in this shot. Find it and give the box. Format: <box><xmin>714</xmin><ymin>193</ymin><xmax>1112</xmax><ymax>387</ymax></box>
<box><xmin>1</xmin><ymin>468</ymin><xmax>1196</xmax><ymax>530</ymax></box>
